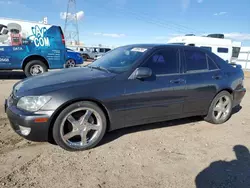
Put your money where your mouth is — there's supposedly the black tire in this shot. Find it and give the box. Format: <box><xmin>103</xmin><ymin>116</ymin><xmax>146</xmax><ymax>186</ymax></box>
<box><xmin>52</xmin><ymin>101</ymin><xmax>107</xmax><ymax>151</ymax></box>
<box><xmin>65</xmin><ymin>59</ymin><xmax>76</xmax><ymax>68</ymax></box>
<box><xmin>204</xmin><ymin>91</ymin><xmax>233</xmax><ymax>124</ymax></box>
<box><xmin>82</xmin><ymin>54</ymin><xmax>89</xmax><ymax>60</ymax></box>
<box><xmin>24</xmin><ymin>60</ymin><xmax>48</xmax><ymax>77</ymax></box>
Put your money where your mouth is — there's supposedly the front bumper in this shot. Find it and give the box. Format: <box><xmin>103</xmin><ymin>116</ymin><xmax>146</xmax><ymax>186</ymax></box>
<box><xmin>5</xmin><ymin>100</ymin><xmax>53</xmax><ymax>142</ymax></box>
<box><xmin>233</xmin><ymin>87</ymin><xmax>246</xmax><ymax>107</ymax></box>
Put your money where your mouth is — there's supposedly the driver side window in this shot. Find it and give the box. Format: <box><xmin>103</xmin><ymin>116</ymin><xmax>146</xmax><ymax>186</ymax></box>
<box><xmin>142</xmin><ymin>48</ymin><xmax>180</xmax><ymax>75</ymax></box>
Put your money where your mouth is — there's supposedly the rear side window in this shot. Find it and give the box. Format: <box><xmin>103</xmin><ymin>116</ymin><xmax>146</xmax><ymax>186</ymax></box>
<box><xmin>184</xmin><ymin>50</ymin><xmax>207</xmax><ymax>72</ymax></box>
<box><xmin>217</xmin><ymin>48</ymin><xmax>228</xmax><ymax>53</ymax></box>
<box><xmin>207</xmin><ymin>55</ymin><xmax>219</xmax><ymax>70</ymax></box>
<box><xmin>143</xmin><ymin>48</ymin><xmax>180</xmax><ymax>75</ymax></box>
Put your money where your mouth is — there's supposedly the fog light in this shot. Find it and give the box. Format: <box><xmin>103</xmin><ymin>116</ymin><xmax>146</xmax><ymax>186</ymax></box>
<box><xmin>19</xmin><ymin>125</ymin><xmax>31</xmax><ymax>136</ymax></box>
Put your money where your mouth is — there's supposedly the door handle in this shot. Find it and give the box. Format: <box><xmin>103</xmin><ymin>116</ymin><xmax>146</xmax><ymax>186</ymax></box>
<box><xmin>170</xmin><ymin>79</ymin><xmax>186</xmax><ymax>84</ymax></box>
<box><xmin>212</xmin><ymin>75</ymin><xmax>222</xmax><ymax>80</ymax></box>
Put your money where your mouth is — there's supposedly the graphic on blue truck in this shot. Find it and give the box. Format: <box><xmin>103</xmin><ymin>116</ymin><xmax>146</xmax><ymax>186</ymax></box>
<box><xmin>0</xmin><ymin>18</ymin><xmax>66</xmax><ymax>76</ymax></box>
<box><xmin>28</xmin><ymin>25</ymin><xmax>50</xmax><ymax>47</ymax></box>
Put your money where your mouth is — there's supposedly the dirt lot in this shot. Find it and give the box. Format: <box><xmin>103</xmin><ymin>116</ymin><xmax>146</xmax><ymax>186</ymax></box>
<box><xmin>0</xmin><ymin>71</ymin><xmax>250</xmax><ymax>188</ymax></box>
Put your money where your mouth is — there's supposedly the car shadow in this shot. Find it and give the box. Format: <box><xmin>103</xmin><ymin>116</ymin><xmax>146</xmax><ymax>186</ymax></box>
<box><xmin>0</xmin><ymin>71</ymin><xmax>26</xmax><ymax>80</ymax></box>
<box><xmin>195</xmin><ymin>145</ymin><xmax>250</xmax><ymax>188</ymax></box>
<box><xmin>99</xmin><ymin>106</ymin><xmax>242</xmax><ymax>147</ymax></box>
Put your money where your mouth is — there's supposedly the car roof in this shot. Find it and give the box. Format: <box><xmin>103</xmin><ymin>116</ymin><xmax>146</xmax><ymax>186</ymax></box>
<box><xmin>121</xmin><ymin>44</ymin><xmax>208</xmax><ymax>52</ymax></box>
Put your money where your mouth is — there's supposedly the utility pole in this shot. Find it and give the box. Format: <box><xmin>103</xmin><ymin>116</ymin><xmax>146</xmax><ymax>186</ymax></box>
<box><xmin>64</xmin><ymin>0</ymin><xmax>80</xmax><ymax>46</ymax></box>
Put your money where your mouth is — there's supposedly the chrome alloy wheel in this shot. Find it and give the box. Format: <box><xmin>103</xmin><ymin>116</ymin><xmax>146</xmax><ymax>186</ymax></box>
<box><xmin>30</xmin><ymin>65</ymin><xmax>44</xmax><ymax>75</ymax></box>
<box><xmin>66</xmin><ymin>59</ymin><xmax>76</xmax><ymax>68</ymax></box>
<box><xmin>60</xmin><ymin>107</ymin><xmax>103</xmax><ymax>149</ymax></box>
<box><xmin>213</xmin><ymin>95</ymin><xmax>232</xmax><ymax>121</ymax></box>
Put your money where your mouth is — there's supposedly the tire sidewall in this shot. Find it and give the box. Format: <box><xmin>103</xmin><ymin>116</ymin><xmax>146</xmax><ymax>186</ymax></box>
<box><xmin>52</xmin><ymin>101</ymin><xmax>107</xmax><ymax>151</ymax></box>
<box><xmin>24</xmin><ymin>60</ymin><xmax>48</xmax><ymax>77</ymax></box>
<box><xmin>206</xmin><ymin>91</ymin><xmax>233</xmax><ymax>124</ymax></box>
<box><xmin>82</xmin><ymin>54</ymin><xmax>89</xmax><ymax>60</ymax></box>
<box><xmin>66</xmin><ymin>59</ymin><xmax>76</xmax><ymax>68</ymax></box>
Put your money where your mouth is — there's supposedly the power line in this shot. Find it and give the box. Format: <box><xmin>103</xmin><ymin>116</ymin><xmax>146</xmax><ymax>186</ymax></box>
<box><xmin>115</xmin><ymin>6</ymin><xmax>205</xmax><ymax>34</ymax></box>
<box><xmin>83</xmin><ymin>0</ymin><xmax>205</xmax><ymax>34</ymax></box>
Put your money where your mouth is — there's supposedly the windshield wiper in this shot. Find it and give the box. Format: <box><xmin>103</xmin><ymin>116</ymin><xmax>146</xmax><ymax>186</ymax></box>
<box><xmin>88</xmin><ymin>66</ymin><xmax>111</xmax><ymax>73</ymax></box>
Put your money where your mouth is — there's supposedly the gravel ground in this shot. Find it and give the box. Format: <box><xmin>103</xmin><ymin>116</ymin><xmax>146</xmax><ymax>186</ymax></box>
<box><xmin>0</xmin><ymin>72</ymin><xmax>249</xmax><ymax>188</ymax></box>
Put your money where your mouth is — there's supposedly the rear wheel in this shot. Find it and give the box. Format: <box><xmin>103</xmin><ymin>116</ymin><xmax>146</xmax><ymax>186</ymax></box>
<box><xmin>65</xmin><ymin>59</ymin><xmax>76</xmax><ymax>68</ymax></box>
<box><xmin>24</xmin><ymin>60</ymin><xmax>48</xmax><ymax>77</ymax></box>
<box><xmin>205</xmin><ymin>91</ymin><xmax>233</xmax><ymax>124</ymax></box>
<box><xmin>82</xmin><ymin>54</ymin><xmax>89</xmax><ymax>60</ymax></box>
<box><xmin>52</xmin><ymin>101</ymin><xmax>107</xmax><ymax>151</ymax></box>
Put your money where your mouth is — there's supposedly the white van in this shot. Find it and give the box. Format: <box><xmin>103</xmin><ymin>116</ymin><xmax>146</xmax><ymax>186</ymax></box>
<box><xmin>167</xmin><ymin>34</ymin><xmax>241</xmax><ymax>63</ymax></box>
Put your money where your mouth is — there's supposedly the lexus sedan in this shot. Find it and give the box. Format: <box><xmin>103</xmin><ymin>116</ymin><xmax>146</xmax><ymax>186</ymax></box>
<box><xmin>5</xmin><ymin>44</ymin><xmax>246</xmax><ymax>151</ymax></box>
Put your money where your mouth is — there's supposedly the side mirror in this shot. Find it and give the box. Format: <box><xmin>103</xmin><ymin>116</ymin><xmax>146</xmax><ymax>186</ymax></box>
<box><xmin>132</xmin><ymin>67</ymin><xmax>152</xmax><ymax>79</ymax></box>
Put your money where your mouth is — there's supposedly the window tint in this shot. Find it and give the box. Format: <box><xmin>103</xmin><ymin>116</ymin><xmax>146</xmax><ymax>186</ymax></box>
<box><xmin>217</xmin><ymin>48</ymin><xmax>228</xmax><ymax>53</ymax></box>
<box><xmin>143</xmin><ymin>49</ymin><xmax>179</xmax><ymax>75</ymax></box>
<box><xmin>201</xmin><ymin>46</ymin><xmax>212</xmax><ymax>51</ymax></box>
<box><xmin>105</xmin><ymin>48</ymin><xmax>111</xmax><ymax>52</ymax></box>
<box><xmin>99</xmin><ymin>48</ymin><xmax>105</xmax><ymax>53</ymax></box>
<box><xmin>207</xmin><ymin>55</ymin><xmax>219</xmax><ymax>70</ymax></box>
<box><xmin>184</xmin><ymin>50</ymin><xmax>207</xmax><ymax>72</ymax></box>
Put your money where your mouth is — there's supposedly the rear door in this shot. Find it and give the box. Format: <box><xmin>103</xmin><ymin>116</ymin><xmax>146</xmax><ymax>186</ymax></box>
<box><xmin>182</xmin><ymin>48</ymin><xmax>222</xmax><ymax>114</ymax></box>
<box><xmin>123</xmin><ymin>47</ymin><xmax>186</xmax><ymax>125</ymax></box>
<box><xmin>44</xmin><ymin>26</ymin><xmax>66</xmax><ymax>69</ymax></box>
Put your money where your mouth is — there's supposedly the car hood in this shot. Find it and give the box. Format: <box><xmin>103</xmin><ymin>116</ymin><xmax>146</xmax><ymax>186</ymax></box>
<box><xmin>13</xmin><ymin>67</ymin><xmax>116</xmax><ymax>96</ymax></box>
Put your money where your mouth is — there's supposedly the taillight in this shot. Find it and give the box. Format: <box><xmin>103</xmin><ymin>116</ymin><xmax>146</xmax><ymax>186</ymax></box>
<box><xmin>61</xmin><ymin>34</ymin><xmax>65</xmax><ymax>44</ymax></box>
<box><xmin>58</xmin><ymin>27</ymin><xmax>65</xmax><ymax>44</ymax></box>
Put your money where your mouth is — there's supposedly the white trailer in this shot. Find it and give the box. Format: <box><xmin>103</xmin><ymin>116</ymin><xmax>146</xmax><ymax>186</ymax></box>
<box><xmin>167</xmin><ymin>34</ymin><xmax>241</xmax><ymax>63</ymax></box>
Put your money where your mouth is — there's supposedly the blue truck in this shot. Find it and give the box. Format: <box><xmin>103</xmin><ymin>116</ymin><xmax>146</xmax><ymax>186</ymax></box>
<box><xmin>0</xmin><ymin>18</ymin><xmax>66</xmax><ymax>76</ymax></box>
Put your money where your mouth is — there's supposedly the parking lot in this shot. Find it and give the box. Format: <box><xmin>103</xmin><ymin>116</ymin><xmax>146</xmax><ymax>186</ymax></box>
<box><xmin>0</xmin><ymin>73</ymin><xmax>249</xmax><ymax>188</ymax></box>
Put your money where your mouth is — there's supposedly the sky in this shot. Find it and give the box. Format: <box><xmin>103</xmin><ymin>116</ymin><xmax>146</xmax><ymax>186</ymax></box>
<box><xmin>0</xmin><ymin>0</ymin><xmax>250</xmax><ymax>46</ymax></box>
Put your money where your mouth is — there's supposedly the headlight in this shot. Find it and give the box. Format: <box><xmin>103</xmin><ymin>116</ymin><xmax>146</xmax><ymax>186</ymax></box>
<box><xmin>17</xmin><ymin>96</ymin><xmax>51</xmax><ymax>112</ymax></box>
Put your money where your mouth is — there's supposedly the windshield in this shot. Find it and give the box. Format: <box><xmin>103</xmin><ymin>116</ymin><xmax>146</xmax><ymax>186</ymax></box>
<box><xmin>89</xmin><ymin>46</ymin><xmax>148</xmax><ymax>73</ymax></box>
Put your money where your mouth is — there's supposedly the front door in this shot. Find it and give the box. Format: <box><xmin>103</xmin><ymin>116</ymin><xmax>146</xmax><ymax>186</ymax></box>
<box><xmin>123</xmin><ymin>47</ymin><xmax>186</xmax><ymax>126</ymax></box>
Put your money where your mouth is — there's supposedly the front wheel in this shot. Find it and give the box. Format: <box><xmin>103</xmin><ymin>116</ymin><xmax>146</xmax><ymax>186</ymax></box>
<box><xmin>205</xmin><ymin>91</ymin><xmax>233</xmax><ymax>124</ymax></box>
<box><xmin>52</xmin><ymin>101</ymin><xmax>107</xmax><ymax>151</ymax></box>
<box><xmin>24</xmin><ymin>60</ymin><xmax>48</xmax><ymax>77</ymax></box>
